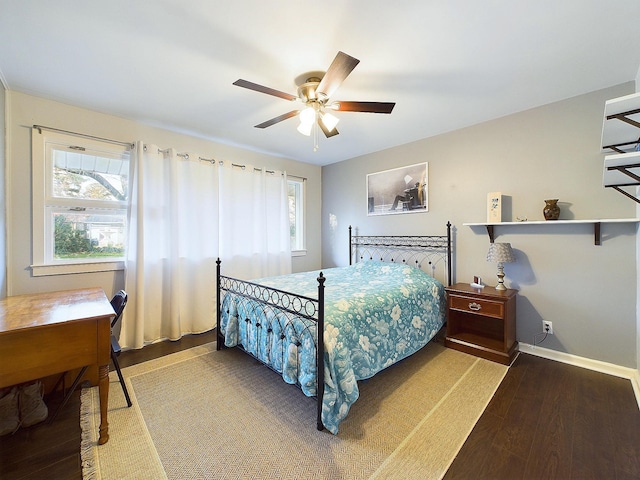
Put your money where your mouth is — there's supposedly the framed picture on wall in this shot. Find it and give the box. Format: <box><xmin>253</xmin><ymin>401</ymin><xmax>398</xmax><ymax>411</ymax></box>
<box><xmin>367</xmin><ymin>162</ymin><xmax>428</xmax><ymax>216</ymax></box>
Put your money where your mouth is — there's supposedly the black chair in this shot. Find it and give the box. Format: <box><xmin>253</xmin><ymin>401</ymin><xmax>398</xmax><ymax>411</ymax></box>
<box><xmin>110</xmin><ymin>290</ymin><xmax>132</xmax><ymax>407</ymax></box>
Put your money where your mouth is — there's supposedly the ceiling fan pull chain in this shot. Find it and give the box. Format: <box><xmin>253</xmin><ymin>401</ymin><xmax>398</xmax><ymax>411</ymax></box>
<box><xmin>313</xmin><ymin>121</ymin><xmax>319</xmax><ymax>152</ymax></box>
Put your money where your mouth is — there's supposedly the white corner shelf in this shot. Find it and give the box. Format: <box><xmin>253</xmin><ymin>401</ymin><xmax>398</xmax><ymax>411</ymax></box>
<box><xmin>463</xmin><ymin>218</ymin><xmax>640</xmax><ymax>245</ymax></box>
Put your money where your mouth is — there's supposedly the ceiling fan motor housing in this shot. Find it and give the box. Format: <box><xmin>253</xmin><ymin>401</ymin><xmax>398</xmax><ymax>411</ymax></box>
<box><xmin>298</xmin><ymin>78</ymin><xmax>324</xmax><ymax>104</ymax></box>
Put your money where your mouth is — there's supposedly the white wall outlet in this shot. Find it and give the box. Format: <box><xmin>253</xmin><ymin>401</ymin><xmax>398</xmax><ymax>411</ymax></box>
<box><xmin>543</xmin><ymin>320</ymin><xmax>553</xmax><ymax>335</ymax></box>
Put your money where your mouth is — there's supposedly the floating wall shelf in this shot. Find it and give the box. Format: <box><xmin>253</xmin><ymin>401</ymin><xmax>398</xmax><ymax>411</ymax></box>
<box><xmin>463</xmin><ymin>219</ymin><xmax>640</xmax><ymax>245</ymax></box>
<box><xmin>601</xmin><ymin>92</ymin><xmax>640</xmax><ymax>203</ymax></box>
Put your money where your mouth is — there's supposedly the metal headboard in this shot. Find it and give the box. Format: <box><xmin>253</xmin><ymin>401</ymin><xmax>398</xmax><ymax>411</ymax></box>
<box><xmin>349</xmin><ymin>222</ymin><xmax>452</xmax><ymax>286</ymax></box>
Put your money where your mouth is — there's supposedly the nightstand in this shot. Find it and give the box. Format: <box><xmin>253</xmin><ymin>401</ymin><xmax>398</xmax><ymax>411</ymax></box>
<box><xmin>444</xmin><ymin>283</ymin><xmax>518</xmax><ymax>365</ymax></box>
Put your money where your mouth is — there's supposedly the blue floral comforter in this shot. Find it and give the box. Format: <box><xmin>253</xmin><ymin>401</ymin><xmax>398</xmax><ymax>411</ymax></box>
<box><xmin>219</xmin><ymin>261</ymin><xmax>446</xmax><ymax>434</ymax></box>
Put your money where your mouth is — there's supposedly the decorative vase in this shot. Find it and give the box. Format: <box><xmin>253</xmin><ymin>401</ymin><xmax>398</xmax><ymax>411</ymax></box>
<box><xmin>543</xmin><ymin>199</ymin><xmax>560</xmax><ymax>220</ymax></box>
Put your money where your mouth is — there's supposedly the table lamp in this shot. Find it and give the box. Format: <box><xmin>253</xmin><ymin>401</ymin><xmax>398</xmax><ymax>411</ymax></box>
<box><xmin>486</xmin><ymin>242</ymin><xmax>516</xmax><ymax>290</ymax></box>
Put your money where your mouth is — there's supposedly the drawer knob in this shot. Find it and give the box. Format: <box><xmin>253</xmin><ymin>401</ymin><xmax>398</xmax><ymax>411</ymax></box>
<box><xmin>468</xmin><ymin>302</ymin><xmax>482</xmax><ymax>311</ymax></box>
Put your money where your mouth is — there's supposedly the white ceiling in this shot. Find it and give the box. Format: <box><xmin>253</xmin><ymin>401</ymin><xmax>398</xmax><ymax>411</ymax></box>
<box><xmin>1</xmin><ymin>1</ymin><xmax>640</xmax><ymax>166</ymax></box>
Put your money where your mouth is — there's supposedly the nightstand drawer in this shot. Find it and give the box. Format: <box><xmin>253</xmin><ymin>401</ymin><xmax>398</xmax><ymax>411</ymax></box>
<box><xmin>449</xmin><ymin>295</ymin><xmax>504</xmax><ymax>319</ymax></box>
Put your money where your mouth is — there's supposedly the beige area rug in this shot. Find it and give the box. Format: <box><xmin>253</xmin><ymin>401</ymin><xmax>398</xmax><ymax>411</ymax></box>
<box><xmin>80</xmin><ymin>341</ymin><xmax>507</xmax><ymax>480</ymax></box>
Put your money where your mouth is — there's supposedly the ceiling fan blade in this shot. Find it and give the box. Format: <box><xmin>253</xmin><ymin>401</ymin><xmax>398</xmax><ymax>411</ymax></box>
<box><xmin>233</xmin><ymin>79</ymin><xmax>298</xmax><ymax>102</ymax></box>
<box><xmin>316</xmin><ymin>51</ymin><xmax>360</xmax><ymax>99</ymax></box>
<box><xmin>318</xmin><ymin>121</ymin><xmax>339</xmax><ymax>138</ymax></box>
<box><xmin>334</xmin><ymin>101</ymin><xmax>395</xmax><ymax>114</ymax></box>
<box><xmin>255</xmin><ymin>110</ymin><xmax>300</xmax><ymax>129</ymax></box>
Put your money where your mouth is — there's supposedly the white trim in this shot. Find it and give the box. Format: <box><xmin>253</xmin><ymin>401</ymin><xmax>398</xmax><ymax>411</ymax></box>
<box><xmin>0</xmin><ymin>65</ymin><xmax>8</xmax><ymax>90</ymax></box>
<box><xmin>5</xmin><ymin>90</ymin><xmax>13</xmax><ymax>295</ymax></box>
<box><xmin>31</xmin><ymin>260</ymin><xmax>124</xmax><ymax>277</ymax></box>
<box><xmin>291</xmin><ymin>249</ymin><xmax>307</xmax><ymax>257</ymax></box>
<box><xmin>520</xmin><ymin>343</ymin><xmax>640</xmax><ymax>410</ymax></box>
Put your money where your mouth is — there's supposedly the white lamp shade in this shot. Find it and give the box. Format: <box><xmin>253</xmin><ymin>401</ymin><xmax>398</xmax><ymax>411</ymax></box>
<box><xmin>299</xmin><ymin>107</ymin><xmax>316</xmax><ymax>125</ymax></box>
<box><xmin>297</xmin><ymin>121</ymin><xmax>313</xmax><ymax>136</ymax></box>
<box><xmin>486</xmin><ymin>242</ymin><xmax>516</xmax><ymax>264</ymax></box>
<box><xmin>320</xmin><ymin>112</ymin><xmax>339</xmax><ymax>131</ymax></box>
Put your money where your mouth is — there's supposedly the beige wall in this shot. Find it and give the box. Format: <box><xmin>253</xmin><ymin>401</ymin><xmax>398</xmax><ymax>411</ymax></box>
<box><xmin>322</xmin><ymin>82</ymin><xmax>638</xmax><ymax>368</ymax></box>
<box><xmin>5</xmin><ymin>91</ymin><xmax>322</xmax><ymax>298</ymax></box>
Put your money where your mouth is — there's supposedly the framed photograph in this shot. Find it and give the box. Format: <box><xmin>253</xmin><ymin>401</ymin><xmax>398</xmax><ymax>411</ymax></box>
<box><xmin>367</xmin><ymin>162</ymin><xmax>428</xmax><ymax>216</ymax></box>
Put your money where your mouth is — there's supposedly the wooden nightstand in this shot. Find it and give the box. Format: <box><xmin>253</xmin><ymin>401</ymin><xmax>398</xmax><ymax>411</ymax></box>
<box><xmin>444</xmin><ymin>283</ymin><xmax>518</xmax><ymax>365</ymax></box>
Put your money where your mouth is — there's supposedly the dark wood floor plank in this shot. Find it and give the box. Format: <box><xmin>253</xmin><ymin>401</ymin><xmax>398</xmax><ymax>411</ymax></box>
<box><xmin>605</xmin><ymin>374</ymin><xmax>640</xmax><ymax>479</ymax></box>
<box><xmin>478</xmin><ymin>444</ymin><xmax>527</xmax><ymax>480</ymax></box>
<box><xmin>490</xmin><ymin>355</ymin><xmax>552</xmax><ymax>460</ymax></box>
<box><xmin>571</xmin><ymin>369</ymin><xmax>617</xmax><ymax>479</ymax></box>
<box><xmin>523</xmin><ymin>359</ymin><xmax>577</xmax><ymax>479</ymax></box>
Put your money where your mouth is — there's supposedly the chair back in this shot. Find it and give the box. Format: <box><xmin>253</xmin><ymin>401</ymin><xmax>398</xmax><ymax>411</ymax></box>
<box><xmin>110</xmin><ymin>290</ymin><xmax>128</xmax><ymax>328</ymax></box>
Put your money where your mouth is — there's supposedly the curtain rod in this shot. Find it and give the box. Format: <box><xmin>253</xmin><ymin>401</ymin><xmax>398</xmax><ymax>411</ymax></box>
<box><xmin>33</xmin><ymin>125</ymin><xmax>135</xmax><ymax>149</ymax></box>
<box><xmin>154</xmin><ymin>147</ymin><xmax>216</xmax><ymax>164</ymax></box>
<box><xmin>231</xmin><ymin>163</ymin><xmax>306</xmax><ymax>180</ymax></box>
<box><xmin>149</xmin><ymin>144</ymin><xmax>307</xmax><ymax>181</ymax></box>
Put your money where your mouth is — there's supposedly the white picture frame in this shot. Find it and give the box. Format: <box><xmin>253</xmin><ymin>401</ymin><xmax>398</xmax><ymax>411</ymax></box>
<box><xmin>367</xmin><ymin>163</ymin><xmax>428</xmax><ymax>216</ymax></box>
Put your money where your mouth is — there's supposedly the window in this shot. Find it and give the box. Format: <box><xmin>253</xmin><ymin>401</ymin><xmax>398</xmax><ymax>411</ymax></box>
<box><xmin>32</xmin><ymin>129</ymin><xmax>131</xmax><ymax>276</ymax></box>
<box><xmin>287</xmin><ymin>177</ymin><xmax>305</xmax><ymax>255</ymax></box>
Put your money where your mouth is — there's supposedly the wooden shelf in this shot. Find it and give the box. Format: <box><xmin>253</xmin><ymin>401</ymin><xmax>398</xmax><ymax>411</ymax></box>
<box><xmin>463</xmin><ymin>218</ymin><xmax>640</xmax><ymax>245</ymax></box>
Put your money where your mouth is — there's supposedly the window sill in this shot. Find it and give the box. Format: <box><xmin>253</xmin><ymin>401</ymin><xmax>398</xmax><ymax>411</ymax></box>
<box><xmin>291</xmin><ymin>249</ymin><xmax>307</xmax><ymax>257</ymax></box>
<box><xmin>31</xmin><ymin>260</ymin><xmax>125</xmax><ymax>277</ymax></box>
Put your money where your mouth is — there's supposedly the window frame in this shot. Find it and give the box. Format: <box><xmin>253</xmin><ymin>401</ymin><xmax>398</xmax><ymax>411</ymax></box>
<box><xmin>31</xmin><ymin>129</ymin><xmax>131</xmax><ymax>276</ymax></box>
<box><xmin>287</xmin><ymin>177</ymin><xmax>306</xmax><ymax>256</ymax></box>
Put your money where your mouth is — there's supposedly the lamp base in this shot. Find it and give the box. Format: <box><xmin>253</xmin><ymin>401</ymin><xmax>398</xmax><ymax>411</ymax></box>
<box><xmin>495</xmin><ymin>264</ymin><xmax>507</xmax><ymax>290</ymax></box>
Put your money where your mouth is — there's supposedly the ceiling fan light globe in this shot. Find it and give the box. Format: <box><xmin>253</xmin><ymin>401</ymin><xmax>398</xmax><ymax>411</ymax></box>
<box><xmin>299</xmin><ymin>107</ymin><xmax>316</xmax><ymax>125</ymax></box>
<box><xmin>320</xmin><ymin>112</ymin><xmax>340</xmax><ymax>131</ymax></box>
<box><xmin>297</xmin><ymin>122</ymin><xmax>313</xmax><ymax>136</ymax></box>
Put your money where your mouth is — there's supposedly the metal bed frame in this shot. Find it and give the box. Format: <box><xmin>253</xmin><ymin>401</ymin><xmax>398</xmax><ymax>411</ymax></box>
<box><xmin>216</xmin><ymin>222</ymin><xmax>452</xmax><ymax>431</ymax></box>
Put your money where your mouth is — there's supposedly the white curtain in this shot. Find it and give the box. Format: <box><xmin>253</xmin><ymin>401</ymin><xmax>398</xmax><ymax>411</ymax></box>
<box><xmin>121</xmin><ymin>143</ymin><xmax>219</xmax><ymax>349</ymax></box>
<box><xmin>121</xmin><ymin>143</ymin><xmax>291</xmax><ymax>349</ymax></box>
<box><xmin>218</xmin><ymin>162</ymin><xmax>292</xmax><ymax>279</ymax></box>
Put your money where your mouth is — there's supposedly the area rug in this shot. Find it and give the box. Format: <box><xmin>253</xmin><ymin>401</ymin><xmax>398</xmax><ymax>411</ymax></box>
<box><xmin>80</xmin><ymin>341</ymin><xmax>507</xmax><ymax>480</ymax></box>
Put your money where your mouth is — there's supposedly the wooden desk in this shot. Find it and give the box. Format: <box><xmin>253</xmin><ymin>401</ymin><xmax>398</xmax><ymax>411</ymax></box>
<box><xmin>0</xmin><ymin>288</ymin><xmax>114</xmax><ymax>444</ymax></box>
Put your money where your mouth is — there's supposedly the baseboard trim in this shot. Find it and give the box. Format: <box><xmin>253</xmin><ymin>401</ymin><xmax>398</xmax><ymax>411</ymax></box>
<box><xmin>519</xmin><ymin>343</ymin><xmax>640</xmax><ymax>410</ymax></box>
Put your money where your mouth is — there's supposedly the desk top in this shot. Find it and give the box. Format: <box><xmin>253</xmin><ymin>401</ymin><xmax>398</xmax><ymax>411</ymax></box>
<box><xmin>0</xmin><ymin>288</ymin><xmax>115</xmax><ymax>333</ymax></box>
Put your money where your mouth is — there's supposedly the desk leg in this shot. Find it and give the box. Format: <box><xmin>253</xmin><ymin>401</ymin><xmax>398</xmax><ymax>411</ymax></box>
<box><xmin>97</xmin><ymin>364</ymin><xmax>110</xmax><ymax>445</ymax></box>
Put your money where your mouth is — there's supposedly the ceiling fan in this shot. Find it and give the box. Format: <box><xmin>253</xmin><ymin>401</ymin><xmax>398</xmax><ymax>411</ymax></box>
<box><xmin>233</xmin><ymin>51</ymin><xmax>395</xmax><ymax>149</ymax></box>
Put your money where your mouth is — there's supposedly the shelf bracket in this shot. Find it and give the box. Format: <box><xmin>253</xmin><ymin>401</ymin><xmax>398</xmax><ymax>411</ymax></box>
<box><xmin>607</xmin><ymin>163</ymin><xmax>640</xmax><ymax>184</ymax></box>
<box><xmin>610</xmin><ymin>185</ymin><xmax>640</xmax><ymax>205</ymax></box>
<box><xmin>594</xmin><ymin>222</ymin><xmax>601</xmax><ymax>246</ymax></box>
<box><xmin>607</xmin><ymin>108</ymin><xmax>640</xmax><ymax>130</ymax></box>
<box><xmin>485</xmin><ymin>225</ymin><xmax>495</xmax><ymax>243</ymax></box>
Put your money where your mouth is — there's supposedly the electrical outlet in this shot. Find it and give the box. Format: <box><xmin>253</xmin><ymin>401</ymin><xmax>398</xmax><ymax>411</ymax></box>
<box><xmin>543</xmin><ymin>320</ymin><xmax>553</xmax><ymax>335</ymax></box>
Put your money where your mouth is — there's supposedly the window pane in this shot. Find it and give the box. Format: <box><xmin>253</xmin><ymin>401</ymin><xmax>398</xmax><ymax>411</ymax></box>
<box><xmin>52</xmin><ymin>149</ymin><xmax>129</xmax><ymax>201</ymax></box>
<box><xmin>53</xmin><ymin>211</ymin><xmax>126</xmax><ymax>259</ymax></box>
<box><xmin>288</xmin><ymin>179</ymin><xmax>304</xmax><ymax>251</ymax></box>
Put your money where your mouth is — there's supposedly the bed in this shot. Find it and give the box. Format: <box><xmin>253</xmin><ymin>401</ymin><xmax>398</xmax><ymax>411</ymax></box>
<box><xmin>216</xmin><ymin>222</ymin><xmax>452</xmax><ymax>434</ymax></box>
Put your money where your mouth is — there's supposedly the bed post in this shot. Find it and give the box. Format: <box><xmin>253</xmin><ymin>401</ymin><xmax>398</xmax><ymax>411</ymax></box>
<box><xmin>316</xmin><ymin>272</ymin><xmax>326</xmax><ymax>431</ymax></box>
<box><xmin>446</xmin><ymin>222</ymin><xmax>452</xmax><ymax>286</ymax></box>
<box><xmin>348</xmin><ymin>225</ymin><xmax>353</xmax><ymax>265</ymax></box>
<box><xmin>216</xmin><ymin>258</ymin><xmax>223</xmax><ymax>351</ymax></box>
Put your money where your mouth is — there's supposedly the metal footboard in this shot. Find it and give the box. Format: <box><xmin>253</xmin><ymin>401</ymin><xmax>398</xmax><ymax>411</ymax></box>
<box><xmin>216</xmin><ymin>259</ymin><xmax>326</xmax><ymax>430</ymax></box>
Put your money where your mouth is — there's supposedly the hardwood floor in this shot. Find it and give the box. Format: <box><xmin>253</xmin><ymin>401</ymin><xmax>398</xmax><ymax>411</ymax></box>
<box><xmin>445</xmin><ymin>353</ymin><xmax>640</xmax><ymax>480</ymax></box>
<box><xmin>1</xmin><ymin>332</ymin><xmax>639</xmax><ymax>479</ymax></box>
